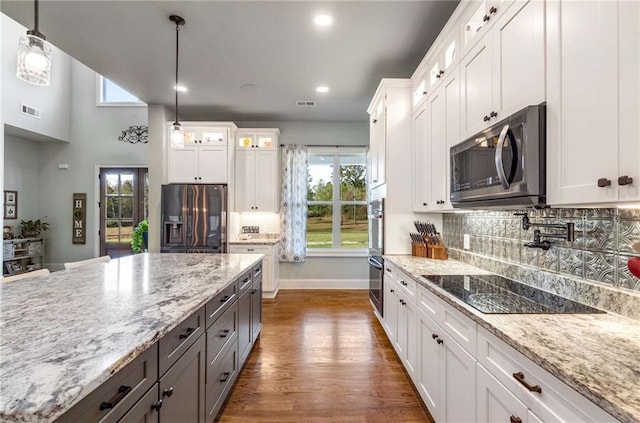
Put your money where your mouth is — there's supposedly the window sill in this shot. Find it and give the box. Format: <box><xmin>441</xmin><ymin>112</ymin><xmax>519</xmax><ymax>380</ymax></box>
<box><xmin>306</xmin><ymin>249</ymin><xmax>369</xmax><ymax>258</ymax></box>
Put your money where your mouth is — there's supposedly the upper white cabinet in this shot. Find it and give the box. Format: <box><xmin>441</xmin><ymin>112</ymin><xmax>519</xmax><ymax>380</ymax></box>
<box><xmin>460</xmin><ymin>0</ymin><xmax>545</xmax><ymax>138</ymax></box>
<box><xmin>368</xmin><ymin>95</ymin><xmax>387</xmax><ymax>188</ymax></box>
<box><xmin>547</xmin><ymin>0</ymin><xmax>640</xmax><ymax>205</ymax></box>
<box><xmin>168</xmin><ymin>124</ymin><xmax>234</xmax><ymax>184</ymax></box>
<box><xmin>234</xmin><ymin>129</ymin><xmax>280</xmax><ymax>212</ymax></box>
<box><xmin>413</xmin><ymin>67</ymin><xmax>460</xmax><ymax>212</ymax></box>
<box><xmin>460</xmin><ymin>0</ymin><xmax>515</xmax><ymax>55</ymax></box>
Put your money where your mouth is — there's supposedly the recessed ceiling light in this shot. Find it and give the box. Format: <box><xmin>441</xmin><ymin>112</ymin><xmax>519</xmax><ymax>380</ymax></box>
<box><xmin>174</xmin><ymin>85</ymin><xmax>187</xmax><ymax>92</ymax></box>
<box><xmin>316</xmin><ymin>86</ymin><xmax>329</xmax><ymax>93</ymax></box>
<box><xmin>314</xmin><ymin>14</ymin><xmax>333</xmax><ymax>27</ymax></box>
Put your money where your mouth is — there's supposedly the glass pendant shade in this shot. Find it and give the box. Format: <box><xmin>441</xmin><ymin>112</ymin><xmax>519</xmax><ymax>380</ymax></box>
<box><xmin>17</xmin><ymin>34</ymin><xmax>51</xmax><ymax>86</ymax></box>
<box><xmin>171</xmin><ymin>123</ymin><xmax>184</xmax><ymax>148</ymax></box>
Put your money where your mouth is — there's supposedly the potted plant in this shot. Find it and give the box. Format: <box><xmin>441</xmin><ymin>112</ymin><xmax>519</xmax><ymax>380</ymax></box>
<box><xmin>131</xmin><ymin>219</ymin><xmax>149</xmax><ymax>254</ymax></box>
<box><xmin>20</xmin><ymin>217</ymin><xmax>50</xmax><ymax>238</ymax></box>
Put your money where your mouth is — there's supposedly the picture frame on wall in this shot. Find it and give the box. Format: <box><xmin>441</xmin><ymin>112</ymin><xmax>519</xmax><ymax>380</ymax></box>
<box><xmin>3</xmin><ymin>191</ymin><xmax>17</xmax><ymax>220</ymax></box>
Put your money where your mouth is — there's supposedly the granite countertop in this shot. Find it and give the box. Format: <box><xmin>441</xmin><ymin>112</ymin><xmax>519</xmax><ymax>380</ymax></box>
<box><xmin>385</xmin><ymin>255</ymin><xmax>640</xmax><ymax>423</ymax></box>
<box><xmin>0</xmin><ymin>253</ymin><xmax>263</xmax><ymax>423</ymax></box>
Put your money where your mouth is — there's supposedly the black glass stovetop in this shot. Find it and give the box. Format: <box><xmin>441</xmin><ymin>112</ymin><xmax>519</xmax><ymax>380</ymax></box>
<box><xmin>422</xmin><ymin>274</ymin><xmax>605</xmax><ymax>314</ymax></box>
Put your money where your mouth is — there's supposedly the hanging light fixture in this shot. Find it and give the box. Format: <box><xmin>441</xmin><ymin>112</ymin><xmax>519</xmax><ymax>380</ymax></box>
<box><xmin>16</xmin><ymin>0</ymin><xmax>52</xmax><ymax>86</ymax></box>
<box><xmin>169</xmin><ymin>15</ymin><xmax>186</xmax><ymax>148</ymax></box>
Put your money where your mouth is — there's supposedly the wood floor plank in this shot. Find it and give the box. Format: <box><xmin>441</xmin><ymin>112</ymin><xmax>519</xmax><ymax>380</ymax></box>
<box><xmin>217</xmin><ymin>290</ymin><xmax>434</xmax><ymax>423</ymax></box>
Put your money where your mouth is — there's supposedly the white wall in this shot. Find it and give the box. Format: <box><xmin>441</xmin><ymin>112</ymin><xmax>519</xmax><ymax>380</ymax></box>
<box><xmin>3</xmin><ymin>134</ymin><xmax>42</xmax><ymax>235</ymax></box>
<box><xmin>1</xmin><ymin>14</ymin><xmax>71</xmax><ymax>142</ymax></box>
<box><xmin>36</xmin><ymin>60</ymin><xmax>148</xmax><ymax>267</ymax></box>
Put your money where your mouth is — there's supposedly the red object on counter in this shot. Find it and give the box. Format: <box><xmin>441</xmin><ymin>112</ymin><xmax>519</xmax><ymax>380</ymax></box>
<box><xmin>628</xmin><ymin>257</ymin><xmax>640</xmax><ymax>279</ymax></box>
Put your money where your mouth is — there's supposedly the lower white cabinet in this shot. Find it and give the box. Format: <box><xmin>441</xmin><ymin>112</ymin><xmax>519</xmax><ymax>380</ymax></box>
<box><xmin>229</xmin><ymin>243</ymin><xmax>279</xmax><ymax>295</ymax></box>
<box><xmin>417</xmin><ymin>307</ymin><xmax>476</xmax><ymax>422</ymax></box>
<box><xmin>382</xmin><ymin>266</ymin><xmax>618</xmax><ymax>423</ymax></box>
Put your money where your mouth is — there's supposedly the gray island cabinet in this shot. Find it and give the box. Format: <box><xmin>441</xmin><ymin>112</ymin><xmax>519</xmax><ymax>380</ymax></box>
<box><xmin>0</xmin><ymin>253</ymin><xmax>263</xmax><ymax>423</ymax></box>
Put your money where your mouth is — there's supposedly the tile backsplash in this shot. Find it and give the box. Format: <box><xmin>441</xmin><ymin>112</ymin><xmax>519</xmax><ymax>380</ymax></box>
<box><xmin>443</xmin><ymin>208</ymin><xmax>640</xmax><ymax>291</ymax></box>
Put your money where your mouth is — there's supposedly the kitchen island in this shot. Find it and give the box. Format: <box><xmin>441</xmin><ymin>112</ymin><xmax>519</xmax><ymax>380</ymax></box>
<box><xmin>0</xmin><ymin>253</ymin><xmax>263</xmax><ymax>423</ymax></box>
<box><xmin>384</xmin><ymin>255</ymin><xmax>640</xmax><ymax>423</ymax></box>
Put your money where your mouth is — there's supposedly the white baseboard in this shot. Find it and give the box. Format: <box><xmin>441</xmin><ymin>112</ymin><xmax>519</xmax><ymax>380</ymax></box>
<box><xmin>278</xmin><ymin>278</ymin><xmax>368</xmax><ymax>290</ymax></box>
<box><xmin>262</xmin><ymin>288</ymin><xmax>279</xmax><ymax>299</ymax></box>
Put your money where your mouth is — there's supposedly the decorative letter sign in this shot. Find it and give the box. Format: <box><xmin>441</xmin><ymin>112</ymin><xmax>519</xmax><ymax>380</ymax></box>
<box><xmin>72</xmin><ymin>193</ymin><xmax>87</xmax><ymax>244</ymax></box>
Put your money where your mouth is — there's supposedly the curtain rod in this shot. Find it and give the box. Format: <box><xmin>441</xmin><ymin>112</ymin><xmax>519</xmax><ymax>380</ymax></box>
<box><xmin>279</xmin><ymin>144</ymin><xmax>366</xmax><ymax>148</ymax></box>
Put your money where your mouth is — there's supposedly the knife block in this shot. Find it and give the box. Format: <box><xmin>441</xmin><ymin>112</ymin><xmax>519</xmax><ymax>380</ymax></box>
<box><xmin>427</xmin><ymin>243</ymin><xmax>448</xmax><ymax>260</ymax></box>
<box><xmin>412</xmin><ymin>242</ymin><xmax>428</xmax><ymax>258</ymax></box>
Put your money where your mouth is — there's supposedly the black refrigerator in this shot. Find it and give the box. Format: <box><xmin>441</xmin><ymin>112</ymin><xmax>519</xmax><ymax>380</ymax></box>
<box><xmin>161</xmin><ymin>184</ymin><xmax>227</xmax><ymax>253</ymax></box>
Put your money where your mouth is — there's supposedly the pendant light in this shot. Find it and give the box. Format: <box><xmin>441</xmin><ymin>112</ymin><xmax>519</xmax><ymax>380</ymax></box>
<box><xmin>169</xmin><ymin>15</ymin><xmax>186</xmax><ymax>148</ymax></box>
<box><xmin>16</xmin><ymin>0</ymin><xmax>52</xmax><ymax>86</ymax></box>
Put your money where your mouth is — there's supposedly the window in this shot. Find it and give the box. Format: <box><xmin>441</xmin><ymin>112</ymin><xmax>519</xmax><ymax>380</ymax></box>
<box><xmin>97</xmin><ymin>76</ymin><xmax>145</xmax><ymax>106</ymax></box>
<box><xmin>307</xmin><ymin>149</ymin><xmax>367</xmax><ymax>250</ymax></box>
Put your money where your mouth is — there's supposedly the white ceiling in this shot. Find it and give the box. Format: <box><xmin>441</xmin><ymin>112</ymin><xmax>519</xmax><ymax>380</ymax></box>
<box><xmin>1</xmin><ymin>1</ymin><xmax>458</xmax><ymax>122</ymax></box>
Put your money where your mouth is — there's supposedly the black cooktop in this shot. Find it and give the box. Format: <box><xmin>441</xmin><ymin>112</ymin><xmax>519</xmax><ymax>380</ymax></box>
<box><xmin>422</xmin><ymin>274</ymin><xmax>605</xmax><ymax>314</ymax></box>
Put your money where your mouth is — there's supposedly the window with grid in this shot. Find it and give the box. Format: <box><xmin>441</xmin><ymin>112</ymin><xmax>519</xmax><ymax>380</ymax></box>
<box><xmin>307</xmin><ymin>149</ymin><xmax>367</xmax><ymax>250</ymax></box>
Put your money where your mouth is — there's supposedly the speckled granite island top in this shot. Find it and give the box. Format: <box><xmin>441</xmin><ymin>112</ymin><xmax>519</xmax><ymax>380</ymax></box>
<box><xmin>385</xmin><ymin>255</ymin><xmax>640</xmax><ymax>423</ymax></box>
<box><xmin>0</xmin><ymin>253</ymin><xmax>263</xmax><ymax>423</ymax></box>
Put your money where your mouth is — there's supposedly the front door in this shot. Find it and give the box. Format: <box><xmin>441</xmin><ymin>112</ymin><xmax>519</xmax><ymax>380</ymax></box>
<box><xmin>99</xmin><ymin>168</ymin><xmax>148</xmax><ymax>258</ymax></box>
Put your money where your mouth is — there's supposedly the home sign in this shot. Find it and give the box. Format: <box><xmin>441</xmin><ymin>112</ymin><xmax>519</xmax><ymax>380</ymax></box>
<box><xmin>72</xmin><ymin>193</ymin><xmax>87</xmax><ymax>244</ymax></box>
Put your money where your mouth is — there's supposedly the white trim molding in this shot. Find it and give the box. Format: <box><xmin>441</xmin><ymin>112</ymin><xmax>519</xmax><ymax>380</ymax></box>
<box><xmin>278</xmin><ymin>278</ymin><xmax>368</xmax><ymax>290</ymax></box>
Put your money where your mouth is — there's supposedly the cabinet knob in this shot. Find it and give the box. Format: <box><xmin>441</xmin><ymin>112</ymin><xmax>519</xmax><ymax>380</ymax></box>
<box><xmin>372</xmin><ymin>119</ymin><xmax>378</xmax><ymax>124</ymax></box>
<box><xmin>422</xmin><ymin>91</ymin><xmax>427</xmax><ymax>95</ymax></box>
<box><xmin>510</xmin><ymin>416</ymin><xmax>522</xmax><ymax>423</ymax></box>
<box><xmin>423</xmin><ymin>202</ymin><xmax>428</xmax><ymax>206</ymax></box>
<box><xmin>597</xmin><ymin>178</ymin><xmax>611</xmax><ymax>187</ymax></box>
<box><xmin>490</xmin><ymin>111</ymin><xmax>497</xmax><ymax>118</ymax></box>
<box><xmin>162</xmin><ymin>387</ymin><xmax>174</xmax><ymax>398</ymax></box>
<box><xmin>220</xmin><ymin>329</ymin><xmax>230</xmax><ymax>338</ymax></box>
<box><xmin>400</xmin><ymin>280</ymin><xmax>407</xmax><ymax>286</ymax></box>
<box><xmin>483</xmin><ymin>115</ymin><xmax>490</xmax><ymax>122</ymax></box>
<box><xmin>431</xmin><ymin>333</ymin><xmax>439</xmax><ymax>339</ymax></box>
<box><xmin>438</xmin><ymin>70</ymin><xmax>445</xmax><ymax>76</ymax></box>
<box><xmin>194</xmin><ymin>177</ymin><xmax>198</xmax><ymax>181</ymax></box>
<box><xmin>436</xmin><ymin>73</ymin><xmax>441</xmax><ymax>79</ymax></box>
<box><xmin>489</xmin><ymin>6</ymin><xmax>498</xmax><ymax>14</ymax></box>
<box><xmin>151</xmin><ymin>400</ymin><xmax>163</xmax><ymax>412</ymax></box>
<box><xmin>618</xmin><ymin>175</ymin><xmax>634</xmax><ymax>186</ymax></box>
<box><xmin>390</xmin><ymin>289</ymin><xmax>395</xmax><ymax>293</ymax></box>
<box><xmin>483</xmin><ymin>14</ymin><xmax>490</xmax><ymax>22</ymax></box>
<box><xmin>220</xmin><ymin>371</ymin><xmax>231</xmax><ymax>382</ymax></box>
<box><xmin>436</xmin><ymin>339</ymin><xmax>444</xmax><ymax>345</ymax></box>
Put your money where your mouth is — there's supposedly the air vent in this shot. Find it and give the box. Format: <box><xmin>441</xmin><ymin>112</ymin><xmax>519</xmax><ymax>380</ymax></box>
<box><xmin>296</xmin><ymin>100</ymin><xmax>317</xmax><ymax>107</ymax></box>
<box><xmin>21</xmin><ymin>104</ymin><xmax>41</xmax><ymax>119</ymax></box>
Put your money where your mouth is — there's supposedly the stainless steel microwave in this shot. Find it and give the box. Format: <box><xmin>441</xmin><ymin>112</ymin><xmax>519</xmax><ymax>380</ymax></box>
<box><xmin>450</xmin><ymin>103</ymin><xmax>546</xmax><ymax>208</ymax></box>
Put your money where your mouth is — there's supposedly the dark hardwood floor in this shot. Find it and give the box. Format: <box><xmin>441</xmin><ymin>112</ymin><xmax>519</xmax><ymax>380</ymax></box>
<box><xmin>218</xmin><ymin>290</ymin><xmax>434</xmax><ymax>422</ymax></box>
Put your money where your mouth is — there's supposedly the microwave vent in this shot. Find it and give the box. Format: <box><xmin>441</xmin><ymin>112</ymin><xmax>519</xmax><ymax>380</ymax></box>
<box><xmin>296</xmin><ymin>100</ymin><xmax>316</xmax><ymax>107</ymax></box>
<box><xmin>21</xmin><ymin>104</ymin><xmax>41</xmax><ymax>119</ymax></box>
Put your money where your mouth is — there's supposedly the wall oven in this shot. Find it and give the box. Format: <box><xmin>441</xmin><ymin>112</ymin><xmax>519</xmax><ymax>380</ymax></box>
<box><xmin>368</xmin><ymin>195</ymin><xmax>384</xmax><ymax>317</ymax></box>
<box><xmin>450</xmin><ymin>103</ymin><xmax>546</xmax><ymax>208</ymax></box>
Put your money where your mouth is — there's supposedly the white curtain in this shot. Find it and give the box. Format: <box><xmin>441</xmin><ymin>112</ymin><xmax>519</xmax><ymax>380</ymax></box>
<box><xmin>279</xmin><ymin>145</ymin><xmax>308</xmax><ymax>262</ymax></box>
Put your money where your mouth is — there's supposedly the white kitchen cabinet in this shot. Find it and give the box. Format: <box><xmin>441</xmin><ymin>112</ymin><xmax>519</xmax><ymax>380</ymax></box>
<box><xmin>369</xmin><ymin>97</ymin><xmax>386</xmax><ymax>188</ymax></box>
<box><xmin>368</xmin><ymin>79</ymin><xmax>412</xmax><ymax>191</ymax></box>
<box><xmin>382</xmin><ymin>263</ymin><xmax>398</xmax><ymax>342</ymax></box>
<box><xmin>476</xmin><ymin>326</ymin><xmax>618</xmax><ymax>423</ymax></box>
<box><xmin>234</xmin><ymin>129</ymin><xmax>280</xmax><ymax>212</ymax></box>
<box><xmin>168</xmin><ymin>124</ymin><xmax>234</xmax><ymax>184</ymax></box>
<box><xmin>229</xmin><ymin>243</ymin><xmax>279</xmax><ymax>297</ymax></box>
<box><xmin>396</xmin><ymin>291</ymin><xmax>418</xmax><ymax>382</ymax></box>
<box><xmin>413</xmin><ymin>67</ymin><xmax>459</xmax><ymax>212</ymax></box>
<box><xmin>417</xmin><ymin>304</ymin><xmax>476</xmax><ymax>423</ymax></box>
<box><xmin>461</xmin><ymin>0</ymin><xmax>545</xmax><ymax>138</ymax></box>
<box><xmin>547</xmin><ymin>0</ymin><xmax>640</xmax><ymax>205</ymax></box>
<box><xmin>477</xmin><ymin>364</ymin><xmax>529</xmax><ymax>423</ymax></box>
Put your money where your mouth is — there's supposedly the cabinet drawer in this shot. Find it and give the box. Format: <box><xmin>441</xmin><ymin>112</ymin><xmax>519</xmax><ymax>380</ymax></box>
<box><xmin>230</xmin><ymin>244</ymin><xmax>272</xmax><ymax>255</ymax></box>
<box><xmin>205</xmin><ymin>282</ymin><xmax>237</xmax><ymax>329</ymax></box>
<box><xmin>476</xmin><ymin>327</ymin><xmax>617</xmax><ymax>423</ymax></box>
<box><xmin>158</xmin><ymin>307</ymin><xmax>205</xmax><ymax>376</ymax></box>
<box><xmin>253</xmin><ymin>262</ymin><xmax>263</xmax><ymax>281</ymax></box>
<box><xmin>440</xmin><ymin>300</ymin><xmax>477</xmax><ymax>356</ymax></box>
<box><xmin>207</xmin><ymin>302</ymin><xmax>238</xmax><ymax>364</ymax></box>
<box><xmin>56</xmin><ymin>345</ymin><xmax>158</xmax><ymax>423</ymax></box>
<box><xmin>384</xmin><ymin>262</ymin><xmax>397</xmax><ymax>284</ymax></box>
<box><xmin>396</xmin><ymin>269</ymin><xmax>417</xmax><ymax>301</ymax></box>
<box><xmin>205</xmin><ymin>341</ymin><xmax>238</xmax><ymax>420</ymax></box>
<box><xmin>417</xmin><ymin>283</ymin><xmax>443</xmax><ymax>321</ymax></box>
<box><xmin>238</xmin><ymin>269</ymin><xmax>253</xmax><ymax>295</ymax></box>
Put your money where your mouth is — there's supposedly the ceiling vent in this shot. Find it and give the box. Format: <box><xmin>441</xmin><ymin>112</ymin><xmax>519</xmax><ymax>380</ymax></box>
<box><xmin>296</xmin><ymin>100</ymin><xmax>316</xmax><ymax>107</ymax></box>
<box><xmin>21</xmin><ymin>103</ymin><xmax>41</xmax><ymax>119</ymax></box>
